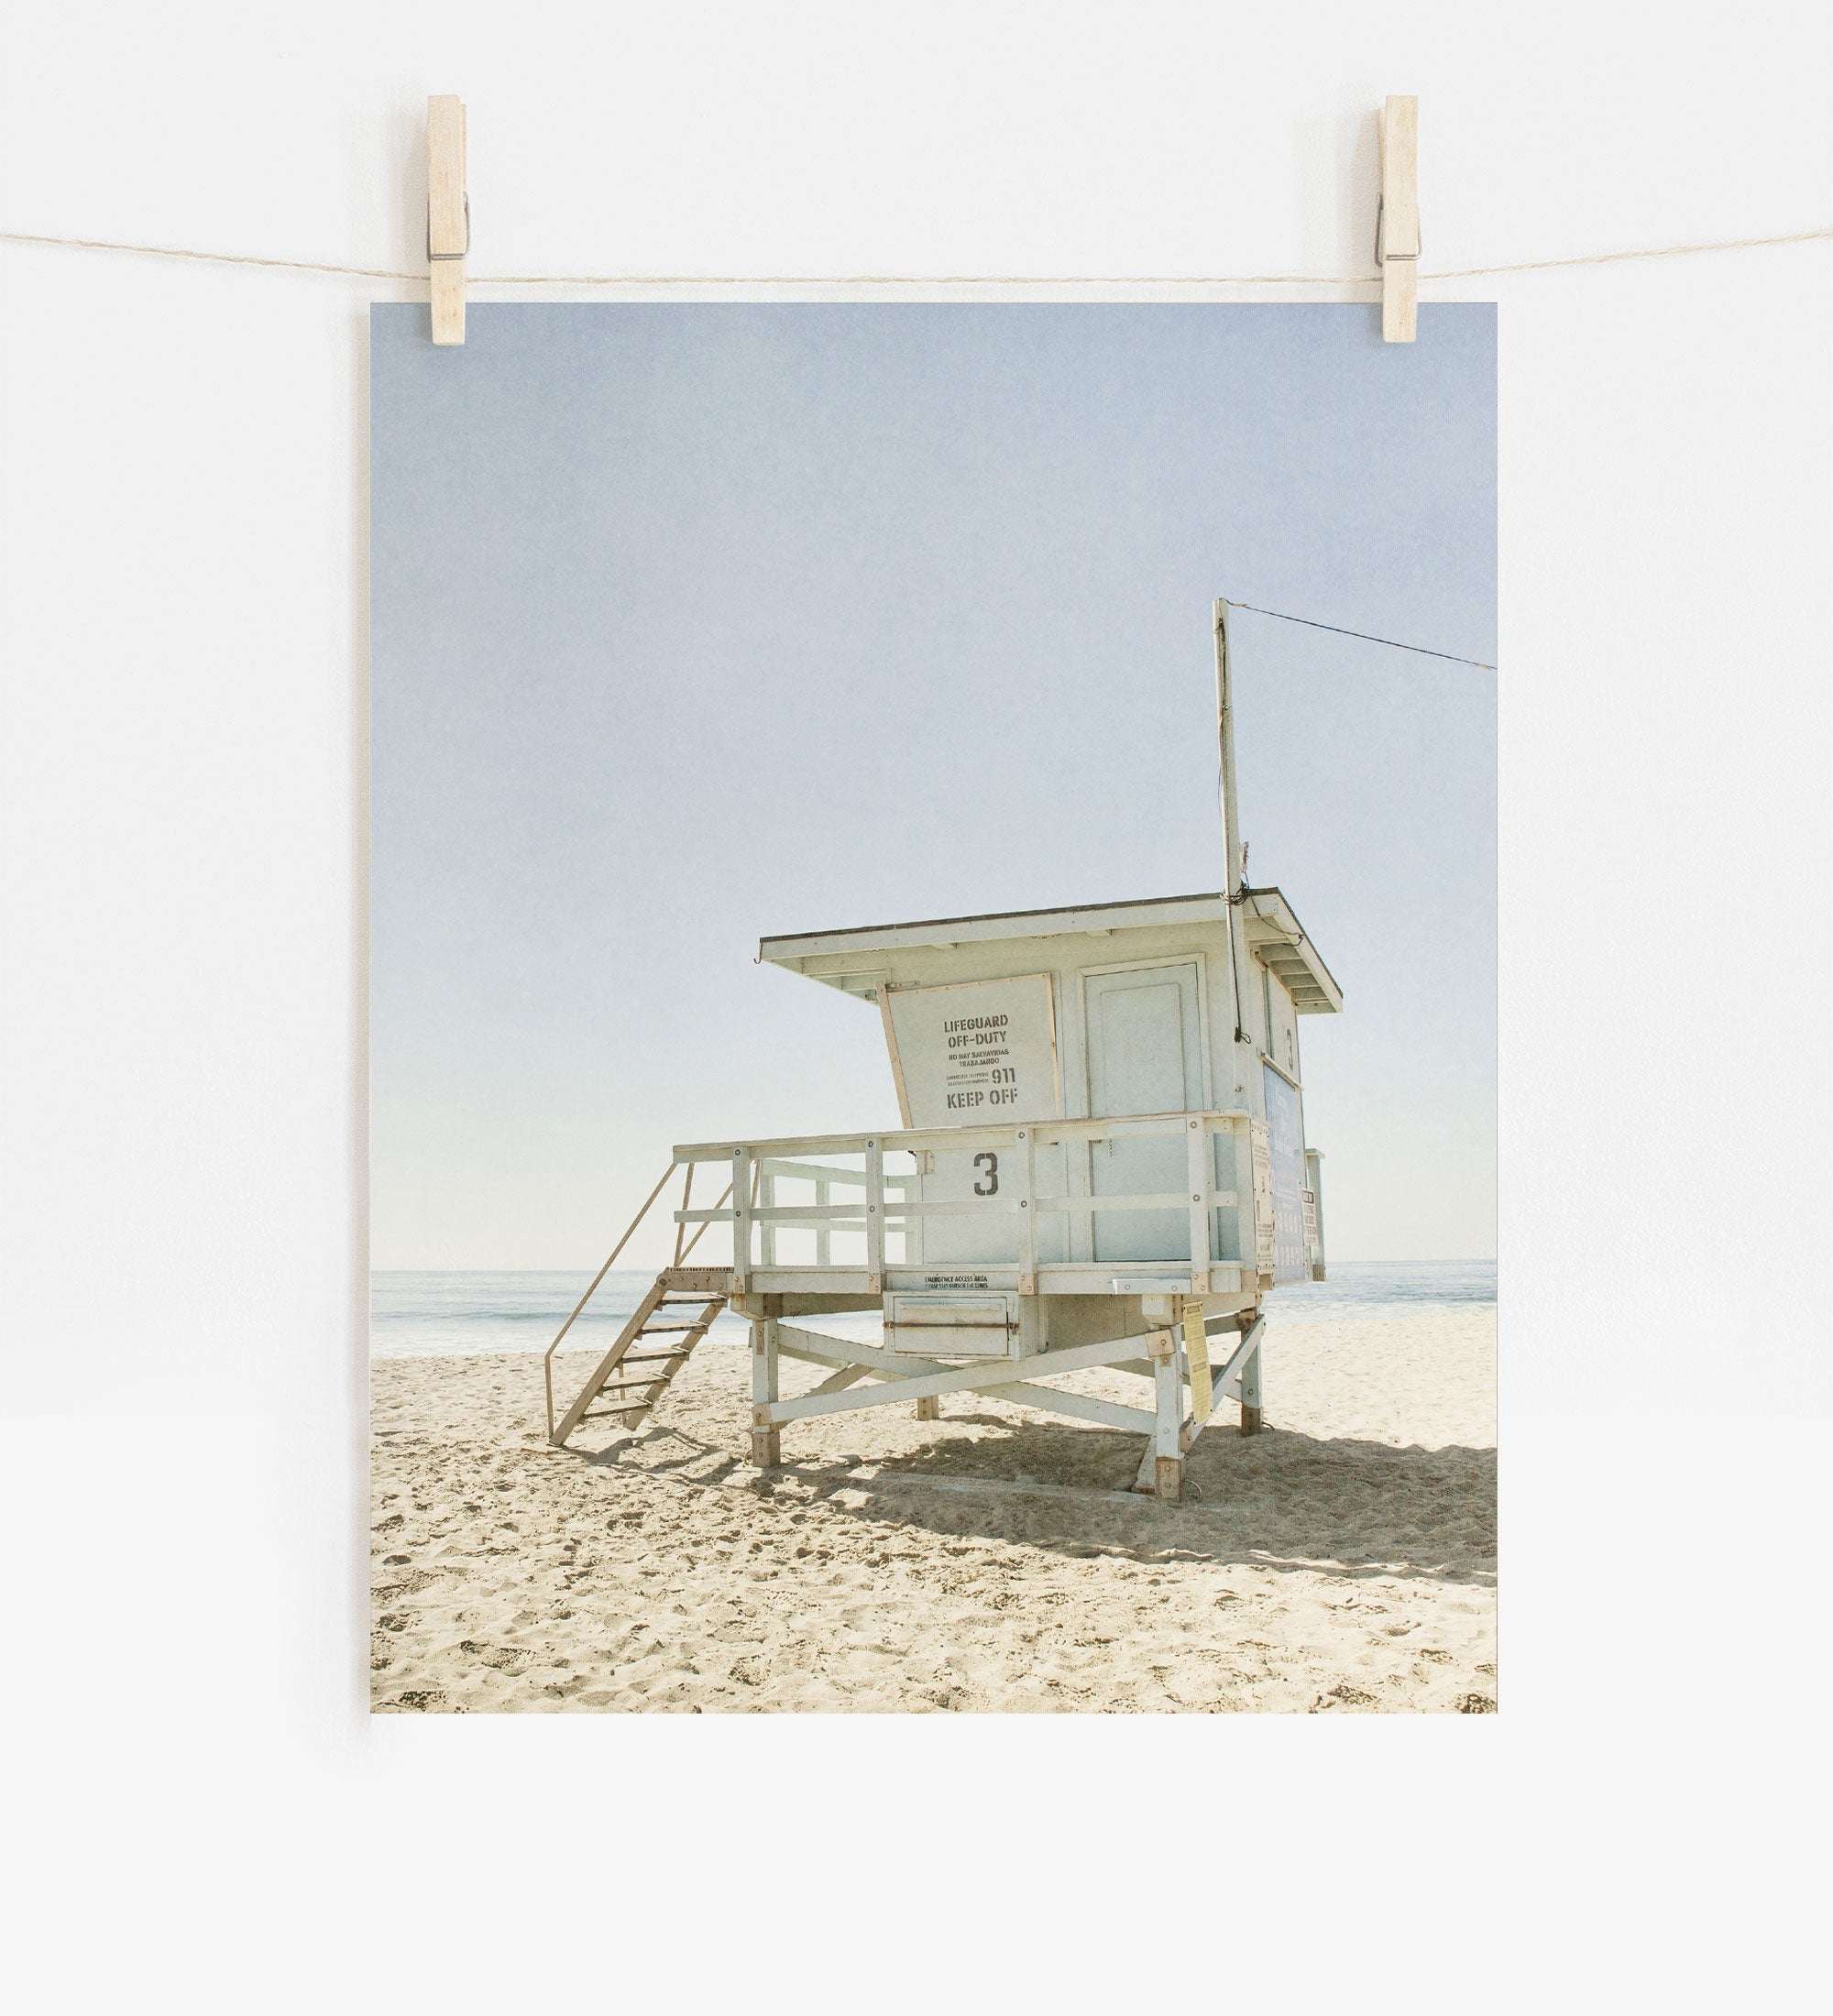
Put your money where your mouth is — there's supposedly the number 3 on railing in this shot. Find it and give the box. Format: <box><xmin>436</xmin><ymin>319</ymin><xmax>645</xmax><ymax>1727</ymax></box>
<box><xmin>973</xmin><ymin>1152</ymin><xmax>999</xmax><ymax>1197</ymax></box>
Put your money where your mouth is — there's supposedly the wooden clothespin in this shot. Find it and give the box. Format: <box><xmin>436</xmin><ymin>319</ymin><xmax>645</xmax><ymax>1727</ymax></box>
<box><xmin>426</xmin><ymin>94</ymin><xmax>468</xmax><ymax>346</ymax></box>
<box><xmin>1376</xmin><ymin>95</ymin><xmax>1419</xmax><ymax>343</ymax></box>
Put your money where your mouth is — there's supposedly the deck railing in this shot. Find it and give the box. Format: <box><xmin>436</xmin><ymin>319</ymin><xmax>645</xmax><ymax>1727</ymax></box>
<box><xmin>544</xmin><ymin>1108</ymin><xmax>1254</xmax><ymax>1412</ymax></box>
<box><xmin>671</xmin><ymin>1108</ymin><xmax>1249</xmax><ymax>1294</ymax></box>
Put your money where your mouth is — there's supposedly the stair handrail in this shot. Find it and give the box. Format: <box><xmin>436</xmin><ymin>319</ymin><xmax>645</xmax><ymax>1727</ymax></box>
<box><xmin>675</xmin><ymin>1178</ymin><xmax>733</xmax><ymax>1265</ymax></box>
<box><xmin>543</xmin><ymin>1160</ymin><xmax>679</xmax><ymax>1443</ymax></box>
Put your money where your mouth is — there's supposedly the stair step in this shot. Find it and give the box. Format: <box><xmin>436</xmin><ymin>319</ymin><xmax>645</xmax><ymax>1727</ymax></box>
<box><xmin>552</xmin><ymin>1269</ymin><xmax>731</xmax><ymax>1449</ymax></box>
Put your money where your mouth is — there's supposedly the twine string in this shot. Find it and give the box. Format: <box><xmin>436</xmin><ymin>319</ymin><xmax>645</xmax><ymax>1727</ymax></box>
<box><xmin>2</xmin><ymin>225</ymin><xmax>1827</xmax><ymax>288</ymax></box>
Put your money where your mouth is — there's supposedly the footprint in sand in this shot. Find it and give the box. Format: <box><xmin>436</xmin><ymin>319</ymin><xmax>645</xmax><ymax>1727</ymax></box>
<box><xmin>459</xmin><ymin>1640</ymin><xmax>534</xmax><ymax>1674</ymax></box>
<box><xmin>373</xmin><ymin>1570</ymin><xmax>437</xmax><ymax>1601</ymax></box>
<box><xmin>1312</xmin><ymin>1682</ymin><xmax>1381</xmax><ymax>1711</ymax></box>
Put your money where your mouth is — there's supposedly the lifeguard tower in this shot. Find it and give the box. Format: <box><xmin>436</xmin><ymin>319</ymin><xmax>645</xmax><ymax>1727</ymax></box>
<box><xmin>544</xmin><ymin>602</ymin><xmax>1339</xmax><ymax>1500</ymax></box>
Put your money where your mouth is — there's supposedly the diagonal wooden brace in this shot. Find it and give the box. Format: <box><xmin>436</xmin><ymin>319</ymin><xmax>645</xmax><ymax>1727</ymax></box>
<box><xmin>1131</xmin><ymin>1312</ymin><xmax>1268</xmax><ymax>1488</ymax></box>
<box><xmin>763</xmin><ymin>1325</ymin><xmax>1156</xmax><ymax>1436</ymax></box>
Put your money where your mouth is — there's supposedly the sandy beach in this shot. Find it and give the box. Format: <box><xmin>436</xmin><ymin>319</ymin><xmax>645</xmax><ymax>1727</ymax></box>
<box><xmin>371</xmin><ymin>1300</ymin><xmax>1494</xmax><ymax>1714</ymax></box>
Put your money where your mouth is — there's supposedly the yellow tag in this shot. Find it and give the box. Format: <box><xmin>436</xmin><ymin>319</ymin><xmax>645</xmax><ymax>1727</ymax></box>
<box><xmin>1182</xmin><ymin>1304</ymin><xmax>1213</xmax><ymax>1423</ymax></box>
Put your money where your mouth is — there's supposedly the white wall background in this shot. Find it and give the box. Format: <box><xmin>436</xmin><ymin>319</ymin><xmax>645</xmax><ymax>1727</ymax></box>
<box><xmin>3</xmin><ymin>3</ymin><xmax>1828</xmax><ymax>2006</ymax></box>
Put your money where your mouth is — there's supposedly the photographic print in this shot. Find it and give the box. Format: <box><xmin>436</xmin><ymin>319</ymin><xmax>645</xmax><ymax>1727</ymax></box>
<box><xmin>370</xmin><ymin>302</ymin><xmax>1496</xmax><ymax>1713</ymax></box>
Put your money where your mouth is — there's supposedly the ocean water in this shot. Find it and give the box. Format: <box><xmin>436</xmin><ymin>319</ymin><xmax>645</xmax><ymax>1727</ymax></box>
<box><xmin>369</xmin><ymin>1259</ymin><xmax>1496</xmax><ymax>1359</ymax></box>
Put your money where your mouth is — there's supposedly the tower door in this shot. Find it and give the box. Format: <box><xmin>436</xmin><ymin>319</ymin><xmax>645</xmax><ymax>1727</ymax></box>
<box><xmin>1084</xmin><ymin>961</ymin><xmax>1205</xmax><ymax>1263</ymax></box>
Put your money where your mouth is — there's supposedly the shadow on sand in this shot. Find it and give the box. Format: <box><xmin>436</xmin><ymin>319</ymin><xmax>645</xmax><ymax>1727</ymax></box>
<box><xmin>567</xmin><ymin>1410</ymin><xmax>1496</xmax><ymax>1589</ymax></box>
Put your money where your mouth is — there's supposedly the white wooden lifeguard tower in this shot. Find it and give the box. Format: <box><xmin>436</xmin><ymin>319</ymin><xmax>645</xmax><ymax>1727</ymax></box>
<box><xmin>544</xmin><ymin>602</ymin><xmax>1339</xmax><ymax>1500</ymax></box>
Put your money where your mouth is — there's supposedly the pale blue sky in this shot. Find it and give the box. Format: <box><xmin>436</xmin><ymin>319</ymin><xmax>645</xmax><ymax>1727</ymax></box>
<box><xmin>372</xmin><ymin>303</ymin><xmax>1495</xmax><ymax>1267</ymax></box>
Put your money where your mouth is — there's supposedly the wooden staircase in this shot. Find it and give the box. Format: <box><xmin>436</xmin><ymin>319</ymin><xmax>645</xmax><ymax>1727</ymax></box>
<box><xmin>547</xmin><ymin>1266</ymin><xmax>730</xmax><ymax>1446</ymax></box>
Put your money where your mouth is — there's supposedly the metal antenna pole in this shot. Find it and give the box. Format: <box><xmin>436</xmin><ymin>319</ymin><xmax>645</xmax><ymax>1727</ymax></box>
<box><xmin>1217</xmin><ymin>592</ymin><xmax>1242</xmax><ymax>1056</ymax></box>
<box><xmin>1213</xmin><ymin>597</ymin><xmax>1249</xmax><ymax>1048</ymax></box>
<box><xmin>1213</xmin><ymin>597</ymin><xmax>1243</xmax><ymax>898</ymax></box>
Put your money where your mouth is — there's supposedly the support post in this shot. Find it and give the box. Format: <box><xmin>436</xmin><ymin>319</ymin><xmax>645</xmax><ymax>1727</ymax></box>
<box><xmin>864</xmin><ymin>1136</ymin><xmax>884</xmax><ymax>1292</ymax></box>
<box><xmin>730</xmin><ymin>1146</ymin><xmax>751</xmax><ymax>1290</ymax></box>
<box><xmin>914</xmin><ymin>1396</ymin><xmax>940</xmax><ymax>1423</ymax></box>
<box><xmin>1186</xmin><ymin>1116</ymin><xmax>1212</xmax><ymax>1293</ymax></box>
<box><xmin>751</xmin><ymin>1316</ymin><xmax>780</xmax><ymax>1467</ymax></box>
<box><xmin>1016</xmin><ymin>1126</ymin><xmax>1037</xmax><ymax>1294</ymax></box>
<box><xmin>1238</xmin><ymin>1311</ymin><xmax>1264</xmax><ymax>1434</ymax></box>
<box><xmin>1151</xmin><ymin>1328</ymin><xmax>1184</xmax><ymax>1502</ymax></box>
